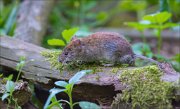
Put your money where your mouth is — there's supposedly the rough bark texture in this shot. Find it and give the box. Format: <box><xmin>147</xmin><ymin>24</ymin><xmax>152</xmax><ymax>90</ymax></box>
<box><xmin>0</xmin><ymin>36</ymin><xmax>179</xmax><ymax>108</ymax></box>
<box><xmin>14</xmin><ymin>0</ymin><xmax>54</xmax><ymax>45</ymax></box>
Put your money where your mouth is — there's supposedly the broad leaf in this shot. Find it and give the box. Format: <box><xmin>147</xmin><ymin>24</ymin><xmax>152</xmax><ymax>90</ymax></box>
<box><xmin>143</xmin><ymin>14</ymin><xmax>156</xmax><ymax>23</ymax></box>
<box><xmin>161</xmin><ymin>22</ymin><xmax>179</xmax><ymax>29</ymax></box>
<box><xmin>5</xmin><ymin>80</ymin><xmax>15</xmax><ymax>93</ymax></box>
<box><xmin>96</xmin><ymin>12</ymin><xmax>108</xmax><ymax>22</ymax></box>
<box><xmin>79</xmin><ymin>101</ymin><xmax>101</xmax><ymax>109</ymax></box>
<box><xmin>125</xmin><ymin>21</ymin><xmax>150</xmax><ymax>31</ymax></box>
<box><xmin>55</xmin><ymin>81</ymin><xmax>68</xmax><ymax>88</ymax></box>
<box><xmin>143</xmin><ymin>12</ymin><xmax>172</xmax><ymax>24</ymax></box>
<box><xmin>132</xmin><ymin>43</ymin><xmax>153</xmax><ymax>58</ymax></box>
<box><xmin>1</xmin><ymin>93</ymin><xmax>9</xmax><ymax>101</ymax></box>
<box><xmin>69</xmin><ymin>70</ymin><xmax>92</xmax><ymax>84</ymax></box>
<box><xmin>62</xmin><ymin>27</ymin><xmax>79</xmax><ymax>43</ymax></box>
<box><xmin>154</xmin><ymin>11</ymin><xmax>171</xmax><ymax>24</ymax></box>
<box><xmin>7</xmin><ymin>74</ymin><xmax>13</xmax><ymax>81</ymax></box>
<box><xmin>44</xmin><ymin>88</ymin><xmax>65</xmax><ymax>109</ymax></box>
<box><xmin>47</xmin><ymin>39</ymin><xmax>65</xmax><ymax>46</ymax></box>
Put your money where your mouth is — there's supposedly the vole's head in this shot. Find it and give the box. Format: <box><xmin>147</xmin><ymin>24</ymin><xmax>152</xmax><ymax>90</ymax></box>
<box><xmin>120</xmin><ymin>54</ymin><xmax>135</xmax><ymax>66</ymax></box>
<box><xmin>59</xmin><ymin>37</ymin><xmax>83</xmax><ymax>64</ymax></box>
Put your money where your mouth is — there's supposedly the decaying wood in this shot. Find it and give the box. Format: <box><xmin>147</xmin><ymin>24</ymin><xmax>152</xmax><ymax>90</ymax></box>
<box><xmin>0</xmin><ymin>36</ymin><xmax>180</xmax><ymax>107</ymax></box>
<box><xmin>0</xmin><ymin>80</ymin><xmax>32</xmax><ymax>108</ymax></box>
<box><xmin>0</xmin><ymin>101</ymin><xmax>37</xmax><ymax>109</ymax></box>
<box><xmin>14</xmin><ymin>0</ymin><xmax>54</xmax><ymax>45</ymax></box>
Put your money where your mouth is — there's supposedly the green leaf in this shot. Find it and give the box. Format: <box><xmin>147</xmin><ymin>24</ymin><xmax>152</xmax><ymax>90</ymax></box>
<box><xmin>65</xmin><ymin>84</ymin><xmax>73</xmax><ymax>92</ymax></box>
<box><xmin>143</xmin><ymin>14</ymin><xmax>156</xmax><ymax>23</ymax></box>
<box><xmin>155</xmin><ymin>11</ymin><xmax>171</xmax><ymax>24</ymax></box>
<box><xmin>62</xmin><ymin>27</ymin><xmax>79</xmax><ymax>43</ymax></box>
<box><xmin>69</xmin><ymin>70</ymin><xmax>92</xmax><ymax>84</ymax></box>
<box><xmin>79</xmin><ymin>101</ymin><xmax>101</xmax><ymax>109</ymax></box>
<box><xmin>20</xmin><ymin>56</ymin><xmax>26</xmax><ymax>61</ymax></box>
<box><xmin>3</xmin><ymin>4</ymin><xmax>18</xmax><ymax>36</ymax></box>
<box><xmin>47</xmin><ymin>39</ymin><xmax>65</xmax><ymax>46</ymax></box>
<box><xmin>44</xmin><ymin>88</ymin><xmax>65</xmax><ymax>109</ymax></box>
<box><xmin>96</xmin><ymin>12</ymin><xmax>108</xmax><ymax>21</ymax></box>
<box><xmin>171</xmin><ymin>54</ymin><xmax>180</xmax><ymax>63</ymax></box>
<box><xmin>1</xmin><ymin>93</ymin><xmax>9</xmax><ymax>101</ymax></box>
<box><xmin>132</xmin><ymin>43</ymin><xmax>153</xmax><ymax>58</ymax></box>
<box><xmin>16</xmin><ymin>60</ymin><xmax>25</xmax><ymax>71</ymax></box>
<box><xmin>143</xmin><ymin>12</ymin><xmax>172</xmax><ymax>24</ymax></box>
<box><xmin>5</xmin><ymin>80</ymin><xmax>15</xmax><ymax>93</ymax></box>
<box><xmin>0</xmin><ymin>73</ymin><xmax>3</xmax><ymax>77</ymax></box>
<box><xmin>50</xmin><ymin>96</ymin><xmax>63</xmax><ymax>109</ymax></box>
<box><xmin>7</xmin><ymin>74</ymin><xmax>13</xmax><ymax>81</ymax></box>
<box><xmin>55</xmin><ymin>81</ymin><xmax>68</xmax><ymax>88</ymax></box>
<box><xmin>161</xmin><ymin>22</ymin><xmax>179</xmax><ymax>29</ymax></box>
<box><xmin>125</xmin><ymin>21</ymin><xmax>150</xmax><ymax>31</ymax></box>
<box><xmin>16</xmin><ymin>56</ymin><xmax>26</xmax><ymax>71</ymax></box>
<box><xmin>154</xmin><ymin>54</ymin><xmax>169</xmax><ymax>62</ymax></box>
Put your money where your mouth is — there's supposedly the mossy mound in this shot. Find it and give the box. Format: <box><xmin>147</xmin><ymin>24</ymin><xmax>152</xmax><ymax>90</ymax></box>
<box><xmin>41</xmin><ymin>50</ymin><xmax>63</xmax><ymax>70</ymax></box>
<box><xmin>41</xmin><ymin>50</ymin><xmax>129</xmax><ymax>73</ymax></box>
<box><xmin>40</xmin><ymin>50</ymin><xmax>104</xmax><ymax>73</ymax></box>
<box><xmin>114</xmin><ymin>65</ymin><xmax>174</xmax><ymax>109</ymax></box>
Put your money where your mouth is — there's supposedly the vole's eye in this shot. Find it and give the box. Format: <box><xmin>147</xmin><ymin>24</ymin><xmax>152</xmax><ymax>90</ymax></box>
<box><xmin>65</xmin><ymin>52</ymin><xmax>68</xmax><ymax>55</ymax></box>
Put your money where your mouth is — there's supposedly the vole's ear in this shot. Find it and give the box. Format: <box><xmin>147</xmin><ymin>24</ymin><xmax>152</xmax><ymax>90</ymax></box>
<box><xmin>74</xmin><ymin>39</ymin><xmax>81</xmax><ymax>46</ymax></box>
<box><xmin>71</xmin><ymin>35</ymin><xmax>78</xmax><ymax>41</ymax></box>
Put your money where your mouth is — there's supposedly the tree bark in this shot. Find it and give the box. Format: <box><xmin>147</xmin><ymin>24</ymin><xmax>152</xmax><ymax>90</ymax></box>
<box><xmin>14</xmin><ymin>0</ymin><xmax>54</xmax><ymax>45</ymax></box>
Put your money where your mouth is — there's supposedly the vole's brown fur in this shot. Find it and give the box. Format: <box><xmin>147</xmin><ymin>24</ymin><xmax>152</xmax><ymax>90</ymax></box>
<box><xmin>59</xmin><ymin>32</ymin><xmax>158</xmax><ymax>66</ymax></box>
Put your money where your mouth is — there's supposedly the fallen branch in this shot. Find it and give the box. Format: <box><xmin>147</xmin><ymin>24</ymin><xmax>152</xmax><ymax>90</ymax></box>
<box><xmin>0</xmin><ymin>36</ymin><xmax>179</xmax><ymax>108</ymax></box>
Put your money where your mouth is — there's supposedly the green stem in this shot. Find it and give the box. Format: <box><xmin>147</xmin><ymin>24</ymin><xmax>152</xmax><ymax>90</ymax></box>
<box><xmin>73</xmin><ymin>102</ymin><xmax>79</xmax><ymax>106</ymax></box>
<box><xmin>140</xmin><ymin>31</ymin><xmax>146</xmax><ymax>44</ymax></box>
<box><xmin>7</xmin><ymin>99</ymin><xmax>10</xmax><ymax>109</ymax></box>
<box><xmin>157</xmin><ymin>28</ymin><xmax>162</xmax><ymax>54</ymax></box>
<box><xmin>48</xmin><ymin>100</ymin><xmax>68</xmax><ymax>109</ymax></box>
<box><xmin>140</xmin><ymin>31</ymin><xmax>146</xmax><ymax>55</ymax></box>
<box><xmin>16</xmin><ymin>68</ymin><xmax>22</xmax><ymax>82</ymax></box>
<box><xmin>68</xmin><ymin>87</ymin><xmax>73</xmax><ymax>109</ymax></box>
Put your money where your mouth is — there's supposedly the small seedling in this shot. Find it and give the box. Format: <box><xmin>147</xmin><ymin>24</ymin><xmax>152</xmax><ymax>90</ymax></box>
<box><xmin>142</xmin><ymin>11</ymin><xmax>178</xmax><ymax>54</ymax></box>
<box><xmin>44</xmin><ymin>70</ymin><xmax>100</xmax><ymax>109</ymax></box>
<box><xmin>47</xmin><ymin>27</ymin><xmax>79</xmax><ymax>47</ymax></box>
<box><xmin>1</xmin><ymin>75</ymin><xmax>21</xmax><ymax>109</ymax></box>
<box><xmin>126</xmin><ymin>11</ymin><xmax>178</xmax><ymax>54</ymax></box>
<box><xmin>125</xmin><ymin>20</ymin><xmax>150</xmax><ymax>43</ymax></box>
<box><xmin>16</xmin><ymin>56</ymin><xmax>34</xmax><ymax>82</ymax></box>
<box><xmin>16</xmin><ymin>56</ymin><xmax>26</xmax><ymax>82</ymax></box>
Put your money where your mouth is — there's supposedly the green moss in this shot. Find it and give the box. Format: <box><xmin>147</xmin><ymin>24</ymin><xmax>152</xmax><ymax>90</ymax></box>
<box><xmin>111</xmin><ymin>68</ymin><xmax>119</xmax><ymax>73</ymax></box>
<box><xmin>41</xmin><ymin>50</ymin><xmax>63</xmax><ymax>70</ymax></box>
<box><xmin>40</xmin><ymin>50</ymin><xmax>103</xmax><ymax>73</ymax></box>
<box><xmin>110</xmin><ymin>65</ymin><xmax>128</xmax><ymax>74</ymax></box>
<box><xmin>119</xmin><ymin>65</ymin><xmax>174</xmax><ymax>109</ymax></box>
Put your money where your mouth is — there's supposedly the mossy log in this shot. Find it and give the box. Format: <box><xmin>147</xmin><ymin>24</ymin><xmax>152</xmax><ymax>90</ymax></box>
<box><xmin>0</xmin><ymin>36</ymin><xmax>179</xmax><ymax>108</ymax></box>
<box><xmin>0</xmin><ymin>80</ymin><xmax>32</xmax><ymax>108</ymax></box>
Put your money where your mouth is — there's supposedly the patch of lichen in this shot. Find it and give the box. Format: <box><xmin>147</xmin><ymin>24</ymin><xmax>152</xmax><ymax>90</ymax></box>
<box><xmin>118</xmin><ymin>65</ymin><xmax>174</xmax><ymax>109</ymax></box>
<box><xmin>41</xmin><ymin>50</ymin><xmax>63</xmax><ymax>70</ymax></box>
